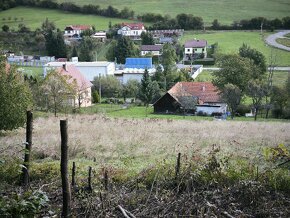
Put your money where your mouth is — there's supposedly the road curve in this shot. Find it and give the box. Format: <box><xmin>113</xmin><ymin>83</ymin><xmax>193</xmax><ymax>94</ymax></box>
<box><xmin>265</xmin><ymin>30</ymin><xmax>290</xmax><ymax>51</ymax></box>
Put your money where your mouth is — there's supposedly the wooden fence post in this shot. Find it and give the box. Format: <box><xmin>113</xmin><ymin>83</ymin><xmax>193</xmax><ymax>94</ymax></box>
<box><xmin>72</xmin><ymin>162</ymin><xmax>76</xmax><ymax>187</ymax></box>
<box><xmin>21</xmin><ymin>111</ymin><xmax>33</xmax><ymax>188</ymax></box>
<box><xmin>104</xmin><ymin>169</ymin><xmax>108</xmax><ymax>191</ymax></box>
<box><xmin>60</xmin><ymin>120</ymin><xmax>71</xmax><ymax>218</ymax></box>
<box><xmin>175</xmin><ymin>153</ymin><xmax>181</xmax><ymax>180</ymax></box>
<box><xmin>88</xmin><ymin>166</ymin><xmax>92</xmax><ymax>192</ymax></box>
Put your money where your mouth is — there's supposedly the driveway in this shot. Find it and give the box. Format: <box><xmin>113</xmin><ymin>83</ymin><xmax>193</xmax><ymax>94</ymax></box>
<box><xmin>265</xmin><ymin>30</ymin><xmax>290</xmax><ymax>51</ymax></box>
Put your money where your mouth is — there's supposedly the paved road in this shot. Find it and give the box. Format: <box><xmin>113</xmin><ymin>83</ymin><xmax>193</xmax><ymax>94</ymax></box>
<box><xmin>203</xmin><ymin>67</ymin><xmax>290</xmax><ymax>71</ymax></box>
<box><xmin>265</xmin><ymin>30</ymin><xmax>290</xmax><ymax>51</ymax></box>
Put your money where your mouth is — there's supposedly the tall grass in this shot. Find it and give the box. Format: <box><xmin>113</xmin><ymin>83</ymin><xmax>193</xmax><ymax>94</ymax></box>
<box><xmin>1</xmin><ymin>114</ymin><xmax>289</xmax><ymax>174</ymax></box>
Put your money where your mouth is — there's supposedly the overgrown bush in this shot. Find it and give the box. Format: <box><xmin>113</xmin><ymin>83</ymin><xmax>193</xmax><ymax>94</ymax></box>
<box><xmin>236</xmin><ymin>104</ymin><xmax>251</xmax><ymax>116</ymax></box>
<box><xmin>0</xmin><ymin>190</ymin><xmax>49</xmax><ymax>217</ymax></box>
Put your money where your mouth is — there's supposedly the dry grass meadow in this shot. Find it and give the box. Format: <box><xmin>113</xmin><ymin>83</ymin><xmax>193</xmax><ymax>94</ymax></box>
<box><xmin>1</xmin><ymin>114</ymin><xmax>290</xmax><ymax>173</ymax></box>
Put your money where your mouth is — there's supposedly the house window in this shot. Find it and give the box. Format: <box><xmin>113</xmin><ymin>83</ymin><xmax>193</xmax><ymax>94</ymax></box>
<box><xmin>195</xmin><ymin>49</ymin><xmax>197</xmax><ymax>51</ymax></box>
<box><xmin>202</xmin><ymin>48</ymin><xmax>204</xmax><ymax>51</ymax></box>
<box><xmin>187</xmin><ymin>49</ymin><xmax>190</xmax><ymax>52</ymax></box>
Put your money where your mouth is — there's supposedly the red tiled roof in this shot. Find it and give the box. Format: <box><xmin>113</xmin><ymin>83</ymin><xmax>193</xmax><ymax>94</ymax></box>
<box><xmin>122</xmin><ymin>22</ymin><xmax>144</xmax><ymax>30</ymax></box>
<box><xmin>65</xmin><ymin>25</ymin><xmax>91</xmax><ymax>31</ymax></box>
<box><xmin>56</xmin><ymin>64</ymin><xmax>93</xmax><ymax>90</ymax></box>
<box><xmin>168</xmin><ymin>82</ymin><xmax>221</xmax><ymax>104</ymax></box>
<box><xmin>140</xmin><ymin>45</ymin><xmax>163</xmax><ymax>51</ymax></box>
<box><xmin>185</xmin><ymin>39</ymin><xmax>207</xmax><ymax>48</ymax></box>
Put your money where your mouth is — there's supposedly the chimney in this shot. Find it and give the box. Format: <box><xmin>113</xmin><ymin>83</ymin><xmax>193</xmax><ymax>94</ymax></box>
<box><xmin>201</xmin><ymin>84</ymin><xmax>205</xmax><ymax>91</ymax></box>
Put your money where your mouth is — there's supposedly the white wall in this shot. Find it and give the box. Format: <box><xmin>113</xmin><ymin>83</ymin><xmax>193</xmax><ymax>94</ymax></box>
<box><xmin>196</xmin><ymin>103</ymin><xmax>227</xmax><ymax>115</ymax></box>
<box><xmin>185</xmin><ymin>47</ymin><xmax>206</xmax><ymax>54</ymax></box>
<box><xmin>141</xmin><ymin>51</ymin><xmax>161</xmax><ymax>56</ymax></box>
<box><xmin>43</xmin><ymin>62</ymin><xmax>116</xmax><ymax>81</ymax></box>
<box><xmin>122</xmin><ymin>73</ymin><xmax>143</xmax><ymax>84</ymax></box>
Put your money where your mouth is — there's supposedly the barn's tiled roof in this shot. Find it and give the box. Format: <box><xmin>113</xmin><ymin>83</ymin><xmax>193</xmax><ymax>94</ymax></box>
<box><xmin>168</xmin><ymin>82</ymin><xmax>221</xmax><ymax>104</ymax></box>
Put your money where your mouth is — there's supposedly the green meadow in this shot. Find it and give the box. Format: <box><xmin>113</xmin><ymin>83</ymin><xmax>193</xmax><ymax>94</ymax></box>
<box><xmin>56</xmin><ymin>0</ymin><xmax>290</xmax><ymax>25</ymax></box>
<box><xmin>195</xmin><ymin>70</ymin><xmax>289</xmax><ymax>88</ymax></box>
<box><xmin>181</xmin><ymin>31</ymin><xmax>290</xmax><ymax>66</ymax></box>
<box><xmin>0</xmin><ymin>6</ymin><xmax>133</xmax><ymax>31</ymax></box>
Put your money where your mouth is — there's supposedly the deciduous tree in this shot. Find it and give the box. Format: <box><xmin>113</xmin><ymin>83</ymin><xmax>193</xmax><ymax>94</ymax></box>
<box><xmin>0</xmin><ymin>57</ymin><xmax>33</xmax><ymax>131</ymax></box>
<box><xmin>213</xmin><ymin>54</ymin><xmax>255</xmax><ymax>92</ymax></box>
<box><xmin>42</xmin><ymin>70</ymin><xmax>75</xmax><ymax>116</ymax></box>
<box><xmin>246</xmin><ymin>79</ymin><xmax>267</xmax><ymax>121</ymax></box>
<box><xmin>221</xmin><ymin>84</ymin><xmax>242</xmax><ymax>119</ymax></box>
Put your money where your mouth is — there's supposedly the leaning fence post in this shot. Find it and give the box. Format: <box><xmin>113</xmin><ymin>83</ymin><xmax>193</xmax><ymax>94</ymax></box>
<box><xmin>21</xmin><ymin>111</ymin><xmax>33</xmax><ymax>188</ymax></box>
<box><xmin>60</xmin><ymin>120</ymin><xmax>71</xmax><ymax>218</ymax></box>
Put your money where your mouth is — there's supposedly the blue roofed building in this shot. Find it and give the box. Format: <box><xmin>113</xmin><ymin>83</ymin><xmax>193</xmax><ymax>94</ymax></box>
<box><xmin>125</xmin><ymin>58</ymin><xmax>153</xmax><ymax>69</ymax></box>
<box><xmin>114</xmin><ymin>57</ymin><xmax>156</xmax><ymax>84</ymax></box>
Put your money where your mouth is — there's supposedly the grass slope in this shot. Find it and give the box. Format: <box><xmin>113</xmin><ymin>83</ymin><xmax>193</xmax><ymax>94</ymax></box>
<box><xmin>195</xmin><ymin>70</ymin><xmax>289</xmax><ymax>88</ymax></box>
<box><xmin>0</xmin><ymin>6</ymin><xmax>133</xmax><ymax>30</ymax></box>
<box><xmin>56</xmin><ymin>0</ymin><xmax>290</xmax><ymax>24</ymax></box>
<box><xmin>181</xmin><ymin>31</ymin><xmax>290</xmax><ymax>66</ymax></box>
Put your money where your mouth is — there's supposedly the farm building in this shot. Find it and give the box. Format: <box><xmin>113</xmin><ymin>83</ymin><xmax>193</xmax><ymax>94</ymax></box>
<box><xmin>153</xmin><ymin>82</ymin><xmax>227</xmax><ymax>115</ymax></box>
<box><xmin>43</xmin><ymin>61</ymin><xmax>116</xmax><ymax>81</ymax></box>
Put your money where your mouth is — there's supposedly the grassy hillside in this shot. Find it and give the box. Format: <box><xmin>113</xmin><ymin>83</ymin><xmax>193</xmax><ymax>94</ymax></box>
<box><xmin>0</xmin><ymin>6</ymin><xmax>133</xmax><ymax>30</ymax></box>
<box><xmin>181</xmin><ymin>31</ymin><xmax>290</xmax><ymax>66</ymax></box>
<box><xmin>56</xmin><ymin>0</ymin><xmax>290</xmax><ymax>24</ymax></box>
<box><xmin>196</xmin><ymin>70</ymin><xmax>289</xmax><ymax>88</ymax></box>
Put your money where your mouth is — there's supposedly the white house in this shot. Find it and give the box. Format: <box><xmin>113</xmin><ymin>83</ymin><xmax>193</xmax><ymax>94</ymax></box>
<box><xmin>140</xmin><ymin>45</ymin><xmax>163</xmax><ymax>56</ymax></box>
<box><xmin>44</xmin><ymin>61</ymin><xmax>116</xmax><ymax>81</ymax></box>
<box><xmin>184</xmin><ymin>39</ymin><xmax>207</xmax><ymax>60</ymax></box>
<box><xmin>64</xmin><ymin>25</ymin><xmax>92</xmax><ymax>38</ymax></box>
<box><xmin>117</xmin><ymin>23</ymin><xmax>146</xmax><ymax>40</ymax></box>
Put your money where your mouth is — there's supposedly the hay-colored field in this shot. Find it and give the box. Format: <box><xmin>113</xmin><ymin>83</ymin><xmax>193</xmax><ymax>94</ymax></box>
<box><xmin>1</xmin><ymin>115</ymin><xmax>290</xmax><ymax>173</ymax></box>
<box><xmin>56</xmin><ymin>0</ymin><xmax>290</xmax><ymax>25</ymax></box>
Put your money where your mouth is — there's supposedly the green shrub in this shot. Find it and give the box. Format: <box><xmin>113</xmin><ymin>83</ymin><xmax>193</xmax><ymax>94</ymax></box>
<box><xmin>92</xmin><ymin>91</ymin><xmax>99</xmax><ymax>103</ymax></box>
<box><xmin>236</xmin><ymin>104</ymin><xmax>251</xmax><ymax>116</ymax></box>
<box><xmin>0</xmin><ymin>190</ymin><xmax>49</xmax><ymax>217</ymax></box>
